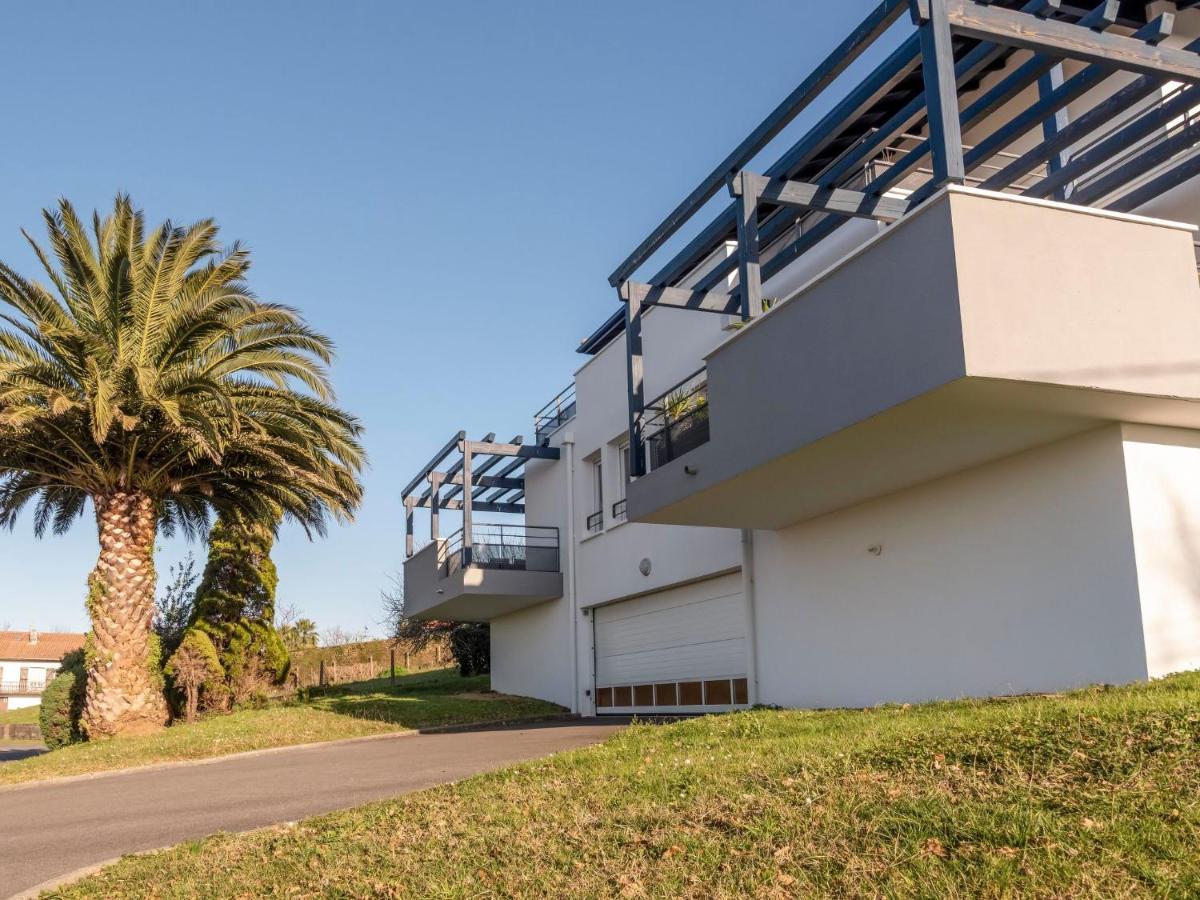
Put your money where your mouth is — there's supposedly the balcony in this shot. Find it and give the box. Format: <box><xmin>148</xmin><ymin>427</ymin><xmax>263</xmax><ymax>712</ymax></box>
<box><xmin>627</xmin><ymin>187</ymin><xmax>1200</xmax><ymax>530</ymax></box>
<box><xmin>404</xmin><ymin>524</ymin><xmax>563</xmax><ymax>621</ymax></box>
<box><xmin>644</xmin><ymin>369</ymin><xmax>710</xmax><ymax>471</ymax></box>
<box><xmin>534</xmin><ymin>384</ymin><xmax>576</xmax><ymax>445</ymax></box>
<box><xmin>0</xmin><ymin>680</ymin><xmax>47</xmax><ymax>696</ymax></box>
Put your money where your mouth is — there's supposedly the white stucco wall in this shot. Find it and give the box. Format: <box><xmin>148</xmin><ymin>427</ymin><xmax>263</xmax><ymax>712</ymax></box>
<box><xmin>751</xmin><ymin>426</ymin><xmax>1150</xmax><ymax>709</ymax></box>
<box><xmin>1121</xmin><ymin>424</ymin><xmax>1200</xmax><ymax>679</ymax></box>
<box><xmin>489</xmin><ymin>597</ymin><xmax>575</xmax><ymax>710</ymax></box>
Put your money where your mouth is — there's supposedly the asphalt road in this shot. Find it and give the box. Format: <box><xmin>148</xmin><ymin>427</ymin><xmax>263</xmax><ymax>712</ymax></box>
<box><xmin>0</xmin><ymin>719</ymin><xmax>625</xmax><ymax>898</ymax></box>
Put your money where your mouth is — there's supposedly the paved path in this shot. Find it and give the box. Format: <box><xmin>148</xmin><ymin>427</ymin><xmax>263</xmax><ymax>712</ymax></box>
<box><xmin>0</xmin><ymin>719</ymin><xmax>625</xmax><ymax>898</ymax></box>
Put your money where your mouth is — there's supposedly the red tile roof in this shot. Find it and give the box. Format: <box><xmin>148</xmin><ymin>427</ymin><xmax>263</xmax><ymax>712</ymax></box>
<box><xmin>0</xmin><ymin>631</ymin><xmax>86</xmax><ymax>662</ymax></box>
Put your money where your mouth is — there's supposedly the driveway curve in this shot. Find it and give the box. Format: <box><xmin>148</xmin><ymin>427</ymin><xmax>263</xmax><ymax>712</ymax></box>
<box><xmin>0</xmin><ymin>718</ymin><xmax>625</xmax><ymax>898</ymax></box>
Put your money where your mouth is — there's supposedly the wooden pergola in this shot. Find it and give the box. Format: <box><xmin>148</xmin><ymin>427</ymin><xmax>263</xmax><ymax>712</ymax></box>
<box><xmin>401</xmin><ymin>432</ymin><xmax>560</xmax><ymax>559</ymax></box>
<box><xmin>610</xmin><ymin>0</ymin><xmax>1200</xmax><ymax>476</ymax></box>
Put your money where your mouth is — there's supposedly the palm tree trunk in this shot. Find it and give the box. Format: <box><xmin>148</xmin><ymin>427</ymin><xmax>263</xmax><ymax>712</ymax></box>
<box><xmin>80</xmin><ymin>490</ymin><xmax>169</xmax><ymax>738</ymax></box>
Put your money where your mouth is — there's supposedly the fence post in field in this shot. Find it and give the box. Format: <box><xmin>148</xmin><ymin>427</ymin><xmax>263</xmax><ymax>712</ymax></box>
<box><xmin>390</xmin><ymin>648</ymin><xmax>396</xmax><ymax>685</ymax></box>
<box><xmin>319</xmin><ymin>660</ymin><xmax>326</xmax><ymax>687</ymax></box>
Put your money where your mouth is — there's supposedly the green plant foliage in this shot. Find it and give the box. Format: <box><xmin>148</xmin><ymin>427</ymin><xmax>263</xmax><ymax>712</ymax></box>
<box><xmin>0</xmin><ymin>194</ymin><xmax>365</xmax><ymax>732</ymax></box>
<box><xmin>186</xmin><ymin>514</ymin><xmax>291</xmax><ymax>712</ymax></box>
<box><xmin>449</xmin><ymin>623</ymin><xmax>490</xmax><ymax>677</ymax></box>
<box><xmin>165</xmin><ymin>629</ymin><xmax>225</xmax><ymax>723</ymax></box>
<box><xmin>39</xmin><ymin>648</ymin><xmax>87</xmax><ymax>750</ymax></box>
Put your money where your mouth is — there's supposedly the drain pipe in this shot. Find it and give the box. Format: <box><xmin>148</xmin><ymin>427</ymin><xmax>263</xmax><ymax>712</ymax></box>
<box><xmin>740</xmin><ymin>528</ymin><xmax>760</xmax><ymax>706</ymax></box>
<box><xmin>563</xmin><ymin>433</ymin><xmax>580</xmax><ymax>714</ymax></box>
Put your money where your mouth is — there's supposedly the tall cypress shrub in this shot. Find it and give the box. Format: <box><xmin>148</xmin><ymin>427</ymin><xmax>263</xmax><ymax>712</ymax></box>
<box><xmin>182</xmin><ymin>514</ymin><xmax>290</xmax><ymax>711</ymax></box>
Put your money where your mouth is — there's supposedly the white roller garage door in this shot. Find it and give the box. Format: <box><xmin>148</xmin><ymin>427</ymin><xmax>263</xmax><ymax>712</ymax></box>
<box><xmin>593</xmin><ymin>572</ymin><xmax>748</xmax><ymax>714</ymax></box>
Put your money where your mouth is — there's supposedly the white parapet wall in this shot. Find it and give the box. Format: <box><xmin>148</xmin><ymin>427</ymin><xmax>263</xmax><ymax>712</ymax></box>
<box><xmin>751</xmin><ymin>425</ymin><xmax>1162</xmax><ymax>709</ymax></box>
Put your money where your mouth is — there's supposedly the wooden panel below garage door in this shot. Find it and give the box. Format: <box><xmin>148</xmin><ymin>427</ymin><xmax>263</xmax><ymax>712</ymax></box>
<box><xmin>593</xmin><ymin>572</ymin><xmax>747</xmax><ymax>712</ymax></box>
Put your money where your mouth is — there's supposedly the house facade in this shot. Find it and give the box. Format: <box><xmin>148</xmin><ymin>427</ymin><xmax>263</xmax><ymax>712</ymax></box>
<box><xmin>0</xmin><ymin>631</ymin><xmax>84</xmax><ymax>711</ymax></box>
<box><xmin>404</xmin><ymin>0</ymin><xmax>1200</xmax><ymax>716</ymax></box>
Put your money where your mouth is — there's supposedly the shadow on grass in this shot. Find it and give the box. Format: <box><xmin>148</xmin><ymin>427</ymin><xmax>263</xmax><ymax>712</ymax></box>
<box><xmin>301</xmin><ymin>668</ymin><xmax>568</xmax><ymax>732</ymax></box>
<box><xmin>0</xmin><ymin>745</ymin><xmax>47</xmax><ymax>763</ymax></box>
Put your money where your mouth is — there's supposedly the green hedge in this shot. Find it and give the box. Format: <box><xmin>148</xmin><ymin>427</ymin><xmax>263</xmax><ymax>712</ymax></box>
<box><xmin>39</xmin><ymin>648</ymin><xmax>87</xmax><ymax>750</ymax></box>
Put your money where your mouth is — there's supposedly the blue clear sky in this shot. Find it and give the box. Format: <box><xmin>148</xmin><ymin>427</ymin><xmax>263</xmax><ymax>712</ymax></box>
<box><xmin>0</xmin><ymin>1</ymin><xmax>891</xmax><ymax>637</ymax></box>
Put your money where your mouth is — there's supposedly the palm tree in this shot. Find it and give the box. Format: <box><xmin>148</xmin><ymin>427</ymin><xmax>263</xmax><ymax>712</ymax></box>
<box><xmin>282</xmin><ymin>617</ymin><xmax>319</xmax><ymax>650</ymax></box>
<box><xmin>0</xmin><ymin>196</ymin><xmax>365</xmax><ymax>738</ymax></box>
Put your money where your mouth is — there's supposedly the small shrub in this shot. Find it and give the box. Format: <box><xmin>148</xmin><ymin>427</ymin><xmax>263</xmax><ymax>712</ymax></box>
<box><xmin>450</xmin><ymin>623</ymin><xmax>490</xmax><ymax>677</ymax></box>
<box><xmin>165</xmin><ymin>630</ymin><xmax>224</xmax><ymax>724</ymax></box>
<box><xmin>39</xmin><ymin>648</ymin><xmax>87</xmax><ymax>750</ymax></box>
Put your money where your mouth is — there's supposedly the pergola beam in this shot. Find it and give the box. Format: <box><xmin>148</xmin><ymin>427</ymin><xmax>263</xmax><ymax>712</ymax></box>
<box><xmin>907</xmin><ymin>8</ymin><xmax>1170</xmax><ymax>208</ymax></box>
<box><xmin>1021</xmin><ymin>53</ymin><xmax>1200</xmax><ymax>200</ymax></box>
<box><xmin>444</xmin><ymin>435</ymin><xmax>523</xmax><ymax>505</ymax></box>
<box><xmin>419</xmin><ymin>432</ymin><xmax>495</xmax><ymax>504</ymax></box>
<box><xmin>1106</xmin><ymin>148</ymin><xmax>1200</xmax><ymax>212</ymax></box>
<box><xmin>1071</xmin><ymin>117</ymin><xmax>1200</xmax><ymax>207</ymax></box>
<box><xmin>607</xmin><ymin>0</ymin><xmax>909</xmax><ymax>287</ymax></box>
<box><xmin>693</xmin><ymin>0</ymin><xmax>1055</xmax><ymax>295</ymax></box>
<box><xmin>649</xmin><ymin>18</ymin><xmax>923</xmax><ymax>291</ymax></box>
<box><xmin>732</xmin><ymin>172</ymin><xmax>910</xmax><ymax>221</ymax></box>
<box><xmin>619</xmin><ymin>281</ymin><xmax>741</xmax><ymax>316</ymax></box>
<box><xmin>401</xmin><ymin>430</ymin><xmax>465</xmax><ymax>499</ymax></box>
<box><xmin>912</xmin><ymin>0</ymin><xmax>966</xmax><ymax>185</ymax></box>
<box><xmin>461</xmin><ymin>440</ymin><xmax>560</xmax><ymax>461</ymax></box>
<box><xmin>944</xmin><ymin>1</ymin><xmax>1198</xmax><ymax>84</ymax></box>
<box><xmin>412</xmin><ymin>497</ymin><xmax>525</xmax><ymax>515</ymax></box>
<box><xmin>446</xmin><ymin>473</ymin><xmax>524</xmax><ymax>491</ymax></box>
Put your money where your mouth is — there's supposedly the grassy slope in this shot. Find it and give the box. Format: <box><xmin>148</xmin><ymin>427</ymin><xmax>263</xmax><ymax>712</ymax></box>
<box><xmin>0</xmin><ymin>704</ymin><xmax>40</xmax><ymax>725</ymax></box>
<box><xmin>59</xmin><ymin>672</ymin><xmax>1200</xmax><ymax>899</ymax></box>
<box><xmin>0</xmin><ymin>669</ymin><xmax>561</xmax><ymax>787</ymax></box>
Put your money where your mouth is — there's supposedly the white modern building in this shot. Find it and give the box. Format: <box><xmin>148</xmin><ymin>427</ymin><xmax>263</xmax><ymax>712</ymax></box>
<box><xmin>0</xmin><ymin>630</ymin><xmax>83</xmax><ymax>711</ymax></box>
<box><xmin>404</xmin><ymin>0</ymin><xmax>1200</xmax><ymax>716</ymax></box>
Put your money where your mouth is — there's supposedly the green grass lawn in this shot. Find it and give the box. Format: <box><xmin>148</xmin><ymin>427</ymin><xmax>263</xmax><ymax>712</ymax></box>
<box><xmin>56</xmin><ymin>672</ymin><xmax>1200</xmax><ymax>898</ymax></box>
<box><xmin>0</xmin><ymin>704</ymin><xmax>40</xmax><ymax>726</ymax></box>
<box><xmin>0</xmin><ymin>669</ymin><xmax>562</xmax><ymax>787</ymax></box>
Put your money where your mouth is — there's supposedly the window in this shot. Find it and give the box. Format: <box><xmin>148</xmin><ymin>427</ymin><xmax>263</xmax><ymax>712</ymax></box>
<box><xmin>617</xmin><ymin>442</ymin><xmax>629</xmax><ymax>498</ymax></box>
<box><xmin>613</xmin><ymin>441</ymin><xmax>629</xmax><ymax>522</ymax></box>
<box><xmin>586</xmin><ymin>459</ymin><xmax>603</xmax><ymax>533</ymax></box>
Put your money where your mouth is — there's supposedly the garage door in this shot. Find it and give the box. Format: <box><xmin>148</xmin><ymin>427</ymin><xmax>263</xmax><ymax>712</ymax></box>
<box><xmin>593</xmin><ymin>572</ymin><xmax>748</xmax><ymax>714</ymax></box>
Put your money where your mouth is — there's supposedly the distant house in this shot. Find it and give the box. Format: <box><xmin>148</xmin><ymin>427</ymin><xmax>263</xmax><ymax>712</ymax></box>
<box><xmin>0</xmin><ymin>631</ymin><xmax>85</xmax><ymax>711</ymax></box>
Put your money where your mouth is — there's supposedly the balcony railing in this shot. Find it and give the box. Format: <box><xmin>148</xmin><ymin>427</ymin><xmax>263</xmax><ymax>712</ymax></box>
<box><xmin>534</xmin><ymin>384</ymin><xmax>577</xmax><ymax>444</ymax></box>
<box><xmin>439</xmin><ymin>524</ymin><xmax>560</xmax><ymax>578</ymax></box>
<box><xmin>611</xmin><ymin>497</ymin><xmax>627</xmax><ymax>522</ymax></box>
<box><xmin>586</xmin><ymin>510</ymin><xmax>603</xmax><ymax>533</ymax></box>
<box><xmin>643</xmin><ymin>368</ymin><xmax>710</xmax><ymax>471</ymax></box>
<box><xmin>0</xmin><ymin>680</ymin><xmax>47</xmax><ymax>696</ymax></box>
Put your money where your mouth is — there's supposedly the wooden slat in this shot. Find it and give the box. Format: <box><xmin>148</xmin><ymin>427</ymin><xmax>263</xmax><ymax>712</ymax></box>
<box><xmin>944</xmin><ymin>1</ymin><xmax>1198</xmax><ymax>84</ymax></box>
<box><xmin>446</xmin><ymin>473</ymin><xmax>524</xmax><ymax>491</ymax></box>
<box><xmin>619</xmin><ymin>281</ymin><xmax>742</xmax><ymax>315</ymax></box>
<box><xmin>732</xmin><ymin>172</ymin><xmax>909</xmax><ymax>221</ymax></box>
<box><xmin>461</xmin><ymin>440</ymin><xmax>561</xmax><ymax>461</ymax></box>
<box><xmin>1106</xmin><ymin>149</ymin><xmax>1200</xmax><ymax>212</ymax></box>
<box><xmin>402</xmin><ymin>430</ymin><xmax>465</xmax><ymax>499</ymax></box>
<box><xmin>1027</xmin><ymin>84</ymin><xmax>1197</xmax><ymax>200</ymax></box>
